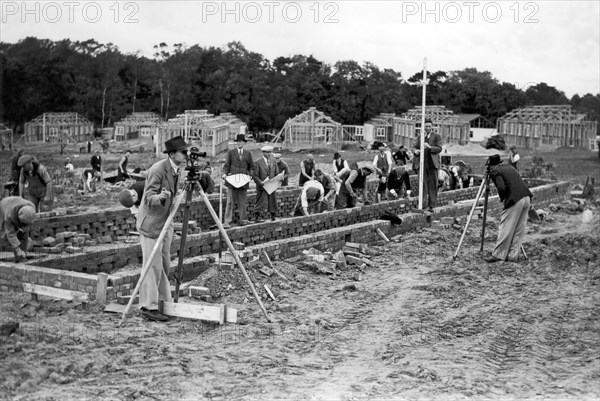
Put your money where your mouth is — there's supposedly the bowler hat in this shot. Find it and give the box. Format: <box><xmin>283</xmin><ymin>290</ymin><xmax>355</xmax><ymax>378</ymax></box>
<box><xmin>163</xmin><ymin>136</ymin><xmax>190</xmax><ymax>154</ymax></box>
<box><xmin>17</xmin><ymin>155</ymin><xmax>33</xmax><ymax>167</ymax></box>
<box><xmin>234</xmin><ymin>134</ymin><xmax>247</xmax><ymax>142</ymax></box>
<box><xmin>488</xmin><ymin>154</ymin><xmax>502</xmax><ymax>166</ymax></box>
<box><xmin>333</xmin><ymin>152</ymin><xmax>341</xmax><ymax>159</ymax></box>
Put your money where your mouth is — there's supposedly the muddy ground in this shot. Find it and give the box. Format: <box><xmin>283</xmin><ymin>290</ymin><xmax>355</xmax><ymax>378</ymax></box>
<box><xmin>1</xmin><ymin>202</ymin><xmax>599</xmax><ymax>400</ymax></box>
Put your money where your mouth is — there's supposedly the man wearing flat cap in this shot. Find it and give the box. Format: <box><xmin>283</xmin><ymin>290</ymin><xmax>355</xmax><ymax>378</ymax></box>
<box><xmin>335</xmin><ymin>162</ymin><xmax>375</xmax><ymax>209</ymax></box>
<box><xmin>18</xmin><ymin>155</ymin><xmax>53</xmax><ymax>212</ymax></box>
<box><xmin>223</xmin><ymin>134</ymin><xmax>254</xmax><ymax>226</ymax></box>
<box><xmin>484</xmin><ymin>154</ymin><xmax>533</xmax><ymax>263</ymax></box>
<box><xmin>253</xmin><ymin>145</ymin><xmax>279</xmax><ymax>221</ymax></box>
<box><xmin>0</xmin><ymin>196</ymin><xmax>36</xmax><ymax>263</ymax></box>
<box><xmin>136</xmin><ymin>135</ymin><xmax>189</xmax><ymax>322</ymax></box>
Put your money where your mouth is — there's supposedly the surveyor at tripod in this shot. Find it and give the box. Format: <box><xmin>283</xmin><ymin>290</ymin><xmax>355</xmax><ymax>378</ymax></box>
<box><xmin>484</xmin><ymin>154</ymin><xmax>533</xmax><ymax>263</ymax></box>
<box><xmin>136</xmin><ymin>135</ymin><xmax>189</xmax><ymax>322</ymax></box>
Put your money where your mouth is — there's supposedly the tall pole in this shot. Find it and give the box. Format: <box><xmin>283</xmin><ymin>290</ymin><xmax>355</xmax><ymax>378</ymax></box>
<box><xmin>418</xmin><ymin>58</ymin><xmax>427</xmax><ymax>210</ymax></box>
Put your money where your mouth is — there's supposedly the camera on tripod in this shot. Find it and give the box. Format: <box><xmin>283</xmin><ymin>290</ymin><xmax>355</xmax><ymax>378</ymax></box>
<box><xmin>185</xmin><ymin>146</ymin><xmax>207</xmax><ymax>181</ymax></box>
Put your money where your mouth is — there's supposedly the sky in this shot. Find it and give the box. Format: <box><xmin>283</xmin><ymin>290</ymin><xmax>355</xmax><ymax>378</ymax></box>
<box><xmin>1</xmin><ymin>0</ymin><xmax>599</xmax><ymax>98</ymax></box>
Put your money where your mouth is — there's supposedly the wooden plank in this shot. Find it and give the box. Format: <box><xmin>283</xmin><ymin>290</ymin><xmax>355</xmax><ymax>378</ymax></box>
<box><xmin>376</xmin><ymin>228</ymin><xmax>389</xmax><ymax>243</ymax></box>
<box><xmin>96</xmin><ymin>273</ymin><xmax>108</xmax><ymax>305</ymax></box>
<box><xmin>22</xmin><ymin>283</ymin><xmax>89</xmax><ymax>303</ymax></box>
<box><xmin>264</xmin><ymin>284</ymin><xmax>276</xmax><ymax>301</ymax></box>
<box><xmin>160</xmin><ymin>301</ymin><xmax>225</xmax><ymax>324</ymax></box>
<box><xmin>225</xmin><ymin>307</ymin><xmax>238</xmax><ymax>324</ymax></box>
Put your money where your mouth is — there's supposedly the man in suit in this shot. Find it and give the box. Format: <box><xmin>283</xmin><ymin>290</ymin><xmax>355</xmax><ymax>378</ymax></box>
<box><xmin>0</xmin><ymin>196</ymin><xmax>36</xmax><ymax>263</ymax></box>
<box><xmin>223</xmin><ymin>134</ymin><xmax>254</xmax><ymax>226</ymax></box>
<box><xmin>484</xmin><ymin>155</ymin><xmax>533</xmax><ymax>263</ymax></box>
<box><xmin>253</xmin><ymin>145</ymin><xmax>279</xmax><ymax>221</ymax></box>
<box><xmin>413</xmin><ymin>119</ymin><xmax>443</xmax><ymax>211</ymax></box>
<box><xmin>136</xmin><ymin>135</ymin><xmax>189</xmax><ymax>322</ymax></box>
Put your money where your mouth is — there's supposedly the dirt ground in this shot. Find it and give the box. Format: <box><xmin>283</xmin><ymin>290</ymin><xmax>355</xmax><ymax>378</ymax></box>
<box><xmin>1</xmin><ymin>201</ymin><xmax>599</xmax><ymax>400</ymax></box>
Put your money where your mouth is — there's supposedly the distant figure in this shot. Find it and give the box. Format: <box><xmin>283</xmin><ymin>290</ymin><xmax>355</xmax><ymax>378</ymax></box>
<box><xmin>299</xmin><ymin>154</ymin><xmax>315</xmax><ymax>187</ymax></box>
<box><xmin>223</xmin><ymin>134</ymin><xmax>254</xmax><ymax>226</ymax></box>
<box><xmin>64</xmin><ymin>158</ymin><xmax>75</xmax><ymax>177</ymax></box>
<box><xmin>332</xmin><ymin>152</ymin><xmax>350</xmax><ymax>179</ymax></box>
<box><xmin>9</xmin><ymin>149</ymin><xmax>24</xmax><ymax>196</ymax></box>
<box><xmin>81</xmin><ymin>168</ymin><xmax>101</xmax><ymax>193</ymax></box>
<box><xmin>273</xmin><ymin>153</ymin><xmax>290</xmax><ymax>187</ymax></box>
<box><xmin>87</xmin><ymin>139</ymin><xmax>93</xmax><ymax>153</ymax></box>
<box><xmin>116</xmin><ymin>150</ymin><xmax>131</xmax><ymax>182</ymax></box>
<box><xmin>253</xmin><ymin>146</ymin><xmax>279</xmax><ymax>221</ymax></box>
<box><xmin>508</xmin><ymin>145</ymin><xmax>520</xmax><ymax>171</ymax></box>
<box><xmin>18</xmin><ymin>155</ymin><xmax>53</xmax><ymax>212</ymax></box>
<box><xmin>91</xmin><ymin>150</ymin><xmax>102</xmax><ymax>173</ymax></box>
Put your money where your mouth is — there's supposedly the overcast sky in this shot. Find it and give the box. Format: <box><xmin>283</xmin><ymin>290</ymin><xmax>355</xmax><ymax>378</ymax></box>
<box><xmin>1</xmin><ymin>0</ymin><xmax>599</xmax><ymax>97</ymax></box>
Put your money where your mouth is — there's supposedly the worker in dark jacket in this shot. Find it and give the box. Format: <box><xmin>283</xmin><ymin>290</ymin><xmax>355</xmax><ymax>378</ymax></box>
<box><xmin>484</xmin><ymin>155</ymin><xmax>533</xmax><ymax>263</ymax></box>
<box><xmin>0</xmin><ymin>197</ymin><xmax>36</xmax><ymax>262</ymax></box>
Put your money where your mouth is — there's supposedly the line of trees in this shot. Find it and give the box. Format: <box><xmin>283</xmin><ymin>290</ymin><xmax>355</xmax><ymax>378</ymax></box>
<box><xmin>1</xmin><ymin>37</ymin><xmax>599</xmax><ymax>134</ymax></box>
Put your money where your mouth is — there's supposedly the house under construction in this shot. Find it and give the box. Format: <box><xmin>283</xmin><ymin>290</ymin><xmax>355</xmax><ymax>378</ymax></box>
<box><xmin>113</xmin><ymin>112</ymin><xmax>164</xmax><ymax>142</ymax></box>
<box><xmin>496</xmin><ymin>105</ymin><xmax>598</xmax><ymax>150</ymax></box>
<box><xmin>23</xmin><ymin>113</ymin><xmax>94</xmax><ymax>143</ymax></box>
<box><xmin>392</xmin><ymin>106</ymin><xmax>471</xmax><ymax>148</ymax></box>
<box><xmin>158</xmin><ymin>110</ymin><xmax>247</xmax><ymax>156</ymax></box>
<box><xmin>274</xmin><ymin>107</ymin><xmax>343</xmax><ymax>150</ymax></box>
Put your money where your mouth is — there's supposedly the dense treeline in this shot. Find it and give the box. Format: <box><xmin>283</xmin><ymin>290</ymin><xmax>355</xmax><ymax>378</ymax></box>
<box><xmin>1</xmin><ymin>37</ymin><xmax>599</xmax><ymax>134</ymax></box>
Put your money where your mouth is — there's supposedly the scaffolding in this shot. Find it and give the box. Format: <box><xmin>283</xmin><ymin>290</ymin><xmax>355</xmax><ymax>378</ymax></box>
<box><xmin>24</xmin><ymin>113</ymin><xmax>94</xmax><ymax>143</ymax></box>
<box><xmin>158</xmin><ymin>110</ymin><xmax>246</xmax><ymax>156</ymax></box>
<box><xmin>496</xmin><ymin>105</ymin><xmax>598</xmax><ymax>150</ymax></box>
<box><xmin>392</xmin><ymin>106</ymin><xmax>471</xmax><ymax>148</ymax></box>
<box><xmin>113</xmin><ymin>112</ymin><xmax>164</xmax><ymax>142</ymax></box>
<box><xmin>0</xmin><ymin>123</ymin><xmax>13</xmax><ymax>150</ymax></box>
<box><xmin>273</xmin><ymin>107</ymin><xmax>343</xmax><ymax>150</ymax></box>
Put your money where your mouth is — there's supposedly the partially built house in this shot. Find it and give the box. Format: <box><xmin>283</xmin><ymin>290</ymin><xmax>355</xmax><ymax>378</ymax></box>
<box><xmin>392</xmin><ymin>106</ymin><xmax>471</xmax><ymax>148</ymax></box>
<box><xmin>496</xmin><ymin>105</ymin><xmax>598</xmax><ymax>150</ymax></box>
<box><xmin>113</xmin><ymin>112</ymin><xmax>164</xmax><ymax>142</ymax></box>
<box><xmin>275</xmin><ymin>107</ymin><xmax>343</xmax><ymax>150</ymax></box>
<box><xmin>364</xmin><ymin>113</ymin><xmax>396</xmax><ymax>144</ymax></box>
<box><xmin>23</xmin><ymin>113</ymin><xmax>94</xmax><ymax>143</ymax></box>
<box><xmin>158</xmin><ymin>110</ymin><xmax>245</xmax><ymax>156</ymax></box>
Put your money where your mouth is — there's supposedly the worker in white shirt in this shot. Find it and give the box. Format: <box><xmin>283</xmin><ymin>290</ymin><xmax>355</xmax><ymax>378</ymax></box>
<box><xmin>372</xmin><ymin>145</ymin><xmax>393</xmax><ymax>203</ymax></box>
<box><xmin>291</xmin><ymin>180</ymin><xmax>324</xmax><ymax>217</ymax></box>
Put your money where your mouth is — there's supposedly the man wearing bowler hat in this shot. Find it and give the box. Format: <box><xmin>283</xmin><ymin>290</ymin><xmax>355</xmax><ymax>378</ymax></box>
<box><xmin>223</xmin><ymin>134</ymin><xmax>254</xmax><ymax>226</ymax></box>
<box><xmin>484</xmin><ymin>154</ymin><xmax>533</xmax><ymax>263</ymax></box>
<box><xmin>136</xmin><ymin>135</ymin><xmax>189</xmax><ymax>321</ymax></box>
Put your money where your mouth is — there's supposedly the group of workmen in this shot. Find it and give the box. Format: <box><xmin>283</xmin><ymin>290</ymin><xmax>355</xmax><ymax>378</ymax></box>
<box><xmin>1</xmin><ymin>126</ymin><xmax>533</xmax><ymax>322</ymax></box>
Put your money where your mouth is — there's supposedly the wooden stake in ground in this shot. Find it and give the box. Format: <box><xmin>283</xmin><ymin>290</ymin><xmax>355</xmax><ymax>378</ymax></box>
<box><xmin>261</xmin><ymin>250</ymin><xmax>288</xmax><ymax>281</ymax></box>
<box><xmin>376</xmin><ymin>228</ymin><xmax>389</xmax><ymax>243</ymax></box>
<box><xmin>418</xmin><ymin>57</ymin><xmax>428</xmax><ymax>210</ymax></box>
<box><xmin>118</xmin><ymin>190</ymin><xmax>186</xmax><ymax>327</ymax></box>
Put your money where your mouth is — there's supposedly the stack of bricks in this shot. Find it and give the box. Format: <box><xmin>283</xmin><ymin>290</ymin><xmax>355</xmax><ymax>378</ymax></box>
<box><xmin>0</xmin><ymin>262</ymin><xmax>99</xmax><ymax>299</ymax></box>
<box><xmin>32</xmin><ymin>231</ymin><xmax>98</xmax><ymax>255</ymax></box>
<box><xmin>29</xmin><ymin>208</ymin><xmax>136</xmax><ymax>242</ymax></box>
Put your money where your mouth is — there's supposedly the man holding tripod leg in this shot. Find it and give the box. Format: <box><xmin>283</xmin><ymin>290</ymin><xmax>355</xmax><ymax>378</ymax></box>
<box><xmin>484</xmin><ymin>155</ymin><xmax>533</xmax><ymax>263</ymax></box>
<box><xmin>136</xmin><ymin>136</ymin><xmax>189</xmax><ymax>321</ymax></box>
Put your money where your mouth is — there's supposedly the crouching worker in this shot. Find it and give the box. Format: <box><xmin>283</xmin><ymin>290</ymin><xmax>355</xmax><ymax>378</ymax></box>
<box><xmin>136</xmin><ymin>135</ymin><xmax>189</xmax><ymax>322</ymax></box>
<box><xmin>81</xmin><ymin>168</ymin><xmax>102</xmax><ymax>193</ymax></box>
<box><xmin>387</xmin><ymin>163</ymin><xmax>411</xmax><ymax>200</ymax></box>
<box><xmin>0</xmin><ymin>197</ymin><xmax>36</xmax><ymax>263</ymax></box>
<box><xmin>292</xmin><ymin>180</ymin><xmax>324</xmax><ymax>217</ymax></box>
<box><xmin>335</xmin><ymin>163</ymin><xmax>375</xmax><ymax>209</ymax></box>
<box><xmin>118</xmin><ymin>180</ymin><xmax>146</xmax><ymax>209</ymax></box>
